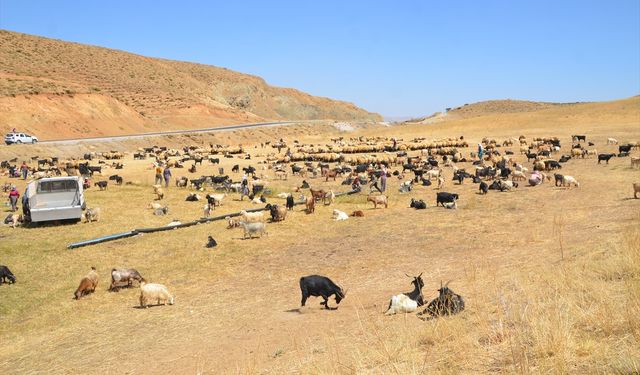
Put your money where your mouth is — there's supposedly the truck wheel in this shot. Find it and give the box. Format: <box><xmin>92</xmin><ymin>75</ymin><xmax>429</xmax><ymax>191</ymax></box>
<box><xmin>16</xmin><ymin>140</ymin><xmax>22</xmax><ymax>144</ymax></box>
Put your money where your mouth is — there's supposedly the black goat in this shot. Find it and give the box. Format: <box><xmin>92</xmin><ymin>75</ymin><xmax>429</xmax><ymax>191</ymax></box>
<box><xmin>410</xmin><ymin>198</ymin><xmax>427</xmax><ymax>209</ymax></box>
<box><xmin>479</xmin><ymin>181</ymin><xmax>488</xmax><ymax>194</ymax></box>
<box><xmin>286</xmin><ymin>194</ymin><xmax>295</xmax><ymax>210</ymax></box>
<box><xmin>419</xmin><ymin>281</ymin><xmax>465</xmax><ymax>317</ymax></box>
<box><xmin>299</xmin><ymin>275</ymin><xmax>346</xmax><ymax>310</ymax></box>
<box><xmin>598</xmin><ymin>153</ymin><xmax>615</xmax><ymax>164</ymax></box>
<box><xmin>0</xmin><ymin>265</ymin><xmax>16</xmax><ymax>284</ymax></box>
<box><xmin>436</xmin><ymin>192</ymin><xmax>459</xmax><ymax>207</ymax></box>
<box><xmin>554</xmin><ymin>173</ymin><xmax>564</xmax><ymax>187</ymax></box>
<box><xmin>206</xmin><ymin>235</ymin><xmax>217</xmax><ymax>248</ymax></box>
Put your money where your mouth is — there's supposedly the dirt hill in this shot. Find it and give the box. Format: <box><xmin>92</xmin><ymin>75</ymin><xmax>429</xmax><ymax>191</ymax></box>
<box><xmin>0</xmin><ymin>30</ymin><xmax>381</xmax><ymax>140</ymax></box>
<box><xmin>406</xmin><ymin>99</ymin><xmax>584</xmax><ymax>124</ymax></box>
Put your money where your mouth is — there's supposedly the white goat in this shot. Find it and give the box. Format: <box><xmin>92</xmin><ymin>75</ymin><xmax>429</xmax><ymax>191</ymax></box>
<box><xmin>385</xmin><ymin>294</ymin><xmax>418</xmax><ymax>315</ymax></box>
<box><xmin>332</xmin><ymin>209</ymin><xmax>349</xmax><ymax>221</ymax></box>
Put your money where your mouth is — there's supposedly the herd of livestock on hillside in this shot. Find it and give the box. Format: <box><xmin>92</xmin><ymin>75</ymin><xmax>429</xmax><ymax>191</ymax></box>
<box><xmin>2</xmin><ymin>132</ymin><xmax>639</xmax><ymax>317</ymax></box>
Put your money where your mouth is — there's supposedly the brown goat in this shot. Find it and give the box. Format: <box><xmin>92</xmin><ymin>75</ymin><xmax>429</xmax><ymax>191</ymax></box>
<box><xmin>309</xmin><ymin>188</ymin><xmax>325</xmax><ymax>202</ymax></box>
<box><xmin>74</xmin><ymin>267</ymin><xmax>98</xmax><ymax>299</ymax></box>
<box><xmin>350</xmin><ymin>210</ymin><xmax>364</xmax><ymax>217</ymax></box>
<box><xmin>305</xmin><ymin>196</ymin><xmax>315</xmax><ymax>214</ymax></box>
<box><xmin>367</xmin><ymin>194</ymin><xmax>388</xmax><ymax>209</ymax></box>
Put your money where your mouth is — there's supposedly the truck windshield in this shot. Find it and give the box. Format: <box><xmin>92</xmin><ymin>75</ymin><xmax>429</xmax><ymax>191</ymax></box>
<box><xmin>37</xmin><ymin>180</ymin><xmax>78</xmax><ymax>193</ymax></box>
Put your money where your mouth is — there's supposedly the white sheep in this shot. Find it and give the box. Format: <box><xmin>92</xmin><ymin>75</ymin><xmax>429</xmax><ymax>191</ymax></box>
<box><xmin>239</xmin><ymin>210</ymin><xmax>265</xmax><ymax>223</ymax></box>
<box><xmin>139</xmin><ymin>282</ymin><xmax>174</xmax><ymax>308</ymax></box>
<box><xmin>148</xmin><ymin>202</ymin><xmax>163</xmax><ymax>210</ymax></box>
<box><xmin>562</xmin><ymin>175</ymin><xmax>580</xmax><ymax>188</ymax></box>
<box><xmin>607</xmin><ymin>137</ymin><xmax>618</xmax><ymax>145</ymax></box>
<box><xmin>332</xmin><ymin>209</ymin><xmax>349</xmax><ymax>221</ymax></box>
<box><xmin>276</xmin><ymin>192</ymin><xmax>290</xmax><ymax>199</ymax></box>
<box><xmin>385</xmin><ymin>294</ymin><xmax>418</xmax><ymax>315</ymax></box>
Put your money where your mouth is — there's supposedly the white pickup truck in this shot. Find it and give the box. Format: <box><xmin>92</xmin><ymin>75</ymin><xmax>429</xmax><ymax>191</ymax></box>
<box><xmin>5</xmin><ymin>132</ymin><xmax>39</xmax><ymax>145</ymax></box>
<box><xmin>23</xmin><ymin>177</ymin><xmax>86</xmax><ymax>223</ymax></box>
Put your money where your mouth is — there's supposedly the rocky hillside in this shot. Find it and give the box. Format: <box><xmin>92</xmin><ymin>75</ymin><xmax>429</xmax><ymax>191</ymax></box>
<box><xmin>0</xmin><ymin>30</ymin><xmax>381</xmax><ymax>139</ymax></box>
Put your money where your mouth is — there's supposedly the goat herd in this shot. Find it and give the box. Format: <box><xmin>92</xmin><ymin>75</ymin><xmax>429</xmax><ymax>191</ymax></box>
<box><xmin>2</xmin><ymin>132</ymin><xmax>639</xmax><ymax>318</ymax></box>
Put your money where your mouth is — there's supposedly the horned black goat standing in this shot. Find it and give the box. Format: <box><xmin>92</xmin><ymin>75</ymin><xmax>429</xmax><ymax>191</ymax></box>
<box><xmin>299</xmin><ymin>275</ymin><xmax>346</xmax><ymax>310</ymax></box>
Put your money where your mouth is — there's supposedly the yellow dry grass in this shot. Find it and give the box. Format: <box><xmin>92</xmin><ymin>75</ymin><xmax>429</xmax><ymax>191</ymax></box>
<box><xmin>0</xmin><ymin>97</ymin><xmax>639</xmax><ymax>374</ymax></box>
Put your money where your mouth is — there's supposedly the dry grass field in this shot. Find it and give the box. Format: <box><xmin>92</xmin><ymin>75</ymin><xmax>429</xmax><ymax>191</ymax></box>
<box><xmin>0</xmin><ymin>98</ymin><xmax>639</xmax><ymax>374</ymax></box>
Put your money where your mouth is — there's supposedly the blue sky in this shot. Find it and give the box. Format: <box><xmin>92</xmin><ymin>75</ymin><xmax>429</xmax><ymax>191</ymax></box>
<box><xmin>1</xmin><ymin>1</ymin><xmax>639</xmax><ymax>117</ymax></box>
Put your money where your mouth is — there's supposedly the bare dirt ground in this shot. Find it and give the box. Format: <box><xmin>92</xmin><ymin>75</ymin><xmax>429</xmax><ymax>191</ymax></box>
<box><xmin>0</xmin><ymin>98</ymin><xmax>639</xmax><ymax>374</ymax></box>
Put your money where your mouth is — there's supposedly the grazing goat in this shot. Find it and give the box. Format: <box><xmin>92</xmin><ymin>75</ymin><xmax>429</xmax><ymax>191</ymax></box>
<box><xmin>419</xmin><ymin>281</ymin><xmax>465</xmax><ymax>317</ymax></box>
<box><xmin>607</xmin><ymin>137</ymin><xmax>618</xmax><ymax>145</ymax></box>
<box><xmin>332</xmin><ymin>209</ymin><xmax>349</xmax><ymax>221</ymax></box>
<box><xmin>95</xmin><ymin>181</ymin><xmax>108</xmax><ymax>190</ymax></box>
<box><xmin>110</xmin><ymin>268</ymin><xmax>144</xmax><ymax>291</ymax></box>
<box><xmin>299</xmin><ymin>275</ymin><xmax>346</xmax><ymax>310</ymax></box>
<box><xmin>561</xmin><ymin>175</ymin><xmax>580</xmax><ymax>188</ymax></box>
<box><xmin>84</xmin><ymin>207</ymin><xmax>101</xmax><ymax>223</ymax></box>
<box><xmin>367</xmin><ymin>194</ymin><xmax>388</xmax><ymax>209</ymax></box>
<box><xmin>436</xmin><ymin>192</ymin><xmax>458</xmax><ymax>207</ymax></box>
<box><xmin>206</xmin><ymin>193</ymin><xmax>226</xmax><ymax>207</ymax></box>
<box><xmin>139</xmin><ymin>282</ymin><xmax>174</xmax><ymax>308</ymax></box>
<box><xmin>206</xmin><ymin>235</ymin><xmax>218</xmax><ymax>248</ymax></box>
<box><xmin>0</xmin><ymin>265</ymin><xmax>16</xmax><ymax>284</ymax></box>
<box><xmin>4</xmin><ymin>213</ymin><xmax>23</xmax><ymax>228</ymax></box>
<box><xmin>350</xmin><ymin>210</ymin><xmax>364</xmax><ymax>217</ymax></box>
<box><xmin>266</xmin><ymin>204</ymin><xmax>287</xmax><ymax>221</ymax></box>
<box><xmin>239</xmin><ymin>221</ymin><xmax>267</xmax><ymax>239</ymax></box>
<box><xmin>74</xmin><ymin>267</ymin><xmax>98</xmax><ymax>299</ymax></box>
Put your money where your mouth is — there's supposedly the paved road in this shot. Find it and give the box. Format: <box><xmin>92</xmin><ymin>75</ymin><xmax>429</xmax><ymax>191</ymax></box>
<box><xmin>36</xmin><ymin>120</ymin><xmax>313</xmax><ymax>145</ymax></box>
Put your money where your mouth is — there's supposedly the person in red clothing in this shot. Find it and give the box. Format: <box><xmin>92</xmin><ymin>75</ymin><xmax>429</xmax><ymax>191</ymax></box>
<box><xmin>8</xmin><ymin>187</ymin><xmax>20</xmax><ymax>212</ymax></box>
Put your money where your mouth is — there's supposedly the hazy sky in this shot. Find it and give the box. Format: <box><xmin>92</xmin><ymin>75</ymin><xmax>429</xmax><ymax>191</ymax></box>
<box><xmin>1</xmin><ymin>1</ymin><xmax>639</xmax><ymax>117</ymax></box>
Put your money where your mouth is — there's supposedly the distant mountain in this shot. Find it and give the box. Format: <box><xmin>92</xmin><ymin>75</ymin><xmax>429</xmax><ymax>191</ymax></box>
<box><xmin>0</xmin><ymin>30</ymin><xmax>381</xmax><ymax>139</ymax></box>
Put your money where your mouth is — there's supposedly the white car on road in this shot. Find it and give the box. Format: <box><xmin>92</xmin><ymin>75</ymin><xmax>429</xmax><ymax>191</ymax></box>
<box><xmin>5</xmin><ymin>132</ymin><xmax>38</xmax><ymax>145</ymax></box>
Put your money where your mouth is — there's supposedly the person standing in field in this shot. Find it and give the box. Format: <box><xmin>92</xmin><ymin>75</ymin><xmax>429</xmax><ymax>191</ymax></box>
<box><xmin>20</xmin><ymin>162</ymin><xmax>28</xmax><ymax>180</ymax></box>
<box><xmin>477</xmin><ymin>143</ymin><xmax>484</xmax><ymax>161</ymax></box>
<box><xmin>163</xmin><ymin>166</ymin><xmax>172</xmax><ymax>188</ymax></box>
<box><xmin>154</xmin><ymin>164</ymin><xmax>163</xmax><ymax>185</ymax></box>
<box><xmin>380</xmin><ymin>165</ymin><xmax>388</xmax><ymax>192</ymax></box>
<box><xmin>8</xmin><ymin>187</ymin><xmax>20</xmax><ymax>212</ymax></box>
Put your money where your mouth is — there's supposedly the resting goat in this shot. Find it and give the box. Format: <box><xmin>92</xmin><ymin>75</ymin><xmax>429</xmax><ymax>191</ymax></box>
<box><xmin>385</xmin><ymin>273</ymin><xmax>425</xmax><ymax>315</ymax></box>
<box><xmin>299</xmin><ymin>275</ymin><xmax>346</xmax><ymax>310</ymax></box>
<box><xmin>418</xmin><ymin>281</ymin><xmax>465</xmax><ymax>317</ymax></box>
